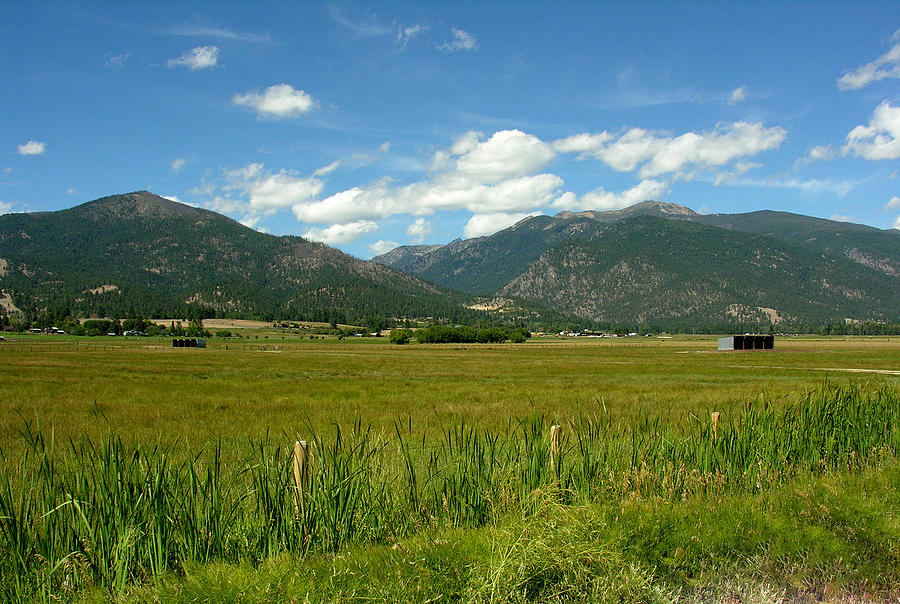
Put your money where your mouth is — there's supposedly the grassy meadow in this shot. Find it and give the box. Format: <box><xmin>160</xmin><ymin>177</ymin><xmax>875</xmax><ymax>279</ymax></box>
<box><xmin>0</xmin><ymin>333</ymin><xmax>898</xmax><ymax>602</ymax></box>
<box><xmin>2</xmin><ymin>334</ymin><xmax>899</xmax><ymax>452</ymax></box>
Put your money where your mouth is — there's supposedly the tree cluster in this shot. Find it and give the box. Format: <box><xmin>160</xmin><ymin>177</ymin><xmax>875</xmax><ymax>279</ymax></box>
<box><xmin>413</xmin><ymin>325</ymin><xmax>531</xmax><ymax>344</ymax></box>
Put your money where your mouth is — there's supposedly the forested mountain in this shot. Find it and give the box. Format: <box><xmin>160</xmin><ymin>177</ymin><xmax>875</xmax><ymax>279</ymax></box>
<box><xmin>374</xmin><ymin>202</ymin><xmax>900</xmax><ymax>327</ymax></box>
<box><xmin>692</xmin><ymin>211</ymin><xmax>900</xmax><ymax>277</ymax></box>
<box><xmin>0</xmin><ymin>192</ymin><xmax>481</xmax><ymax>323</ymax></box>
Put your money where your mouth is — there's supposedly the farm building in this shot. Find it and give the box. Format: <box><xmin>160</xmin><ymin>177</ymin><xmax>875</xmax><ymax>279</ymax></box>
<box><xmin>172</xmin><ymin>338</ymin><xmax>206</xmax><ymax>348</ymax></box>
<box><xmin>718</xmin><ymin>334</ymin><xmax>774</xmax><ymax>351</ymax></box>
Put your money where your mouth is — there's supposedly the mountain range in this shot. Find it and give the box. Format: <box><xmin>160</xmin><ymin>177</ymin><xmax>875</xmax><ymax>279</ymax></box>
<box><xmin>374</xmin><ymin>201</ymin><xmax>900</xmax><ymax>328</ymax></box>
<box><xmin>0</xmin><ymin>192</ymin><xmax>483</xmax><ymax>324</ymax></box>
<box><xmin>2</xmin><ymin>193</ymin><xmax>897</xmax><ymax>329</ymax></box>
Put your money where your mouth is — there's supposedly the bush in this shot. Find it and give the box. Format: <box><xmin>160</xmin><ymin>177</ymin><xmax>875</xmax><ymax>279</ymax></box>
<box><xmin>389</xmin><ymin>329</ymin><xmax>413</xmax><ymax>345</ymax></box>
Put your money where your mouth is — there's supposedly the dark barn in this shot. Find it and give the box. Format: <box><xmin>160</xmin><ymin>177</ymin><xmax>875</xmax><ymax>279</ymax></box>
<box><xmin>718</xmin><ymin>334</ymin><xmax>774</xmax><ymax>351</ymax></box>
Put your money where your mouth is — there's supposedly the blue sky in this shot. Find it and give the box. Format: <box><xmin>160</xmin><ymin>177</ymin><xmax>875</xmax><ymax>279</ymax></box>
<box><xmin>3</xmin><ymin>2</ymin><xmax>900</xmax><ymax>258</ymax></box>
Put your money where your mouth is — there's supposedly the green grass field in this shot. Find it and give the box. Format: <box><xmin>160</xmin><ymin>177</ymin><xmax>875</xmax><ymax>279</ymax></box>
<box><xmin>2</xmin><ymin>335</ymin><xmax>898</xmax><ymax>451</ymax></box>
<box><xmin>0</xmin><ymin>334</ymin><xmax>898</xmax><ymax>602</ymax></box>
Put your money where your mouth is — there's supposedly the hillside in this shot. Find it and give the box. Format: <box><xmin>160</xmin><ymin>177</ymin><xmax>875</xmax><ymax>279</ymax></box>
<box><xmin>374</xmin><ymin>202</ymin><xmax>900</xmax><ymax>327</ymax></box>
<box><xmin>0</xmin><ymin>192</ymin><xmax>477</xmax><ymax>323</ymax></box>
<box><xmin>693</xmin><ymin>210</ymin><xmax>900</xmax><ymax>277</ymax></box>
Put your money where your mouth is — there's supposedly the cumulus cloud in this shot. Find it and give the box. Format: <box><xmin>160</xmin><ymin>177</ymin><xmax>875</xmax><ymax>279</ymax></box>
<box><xmin>463</xmin><ymin>212</ymin><xmax>538</xmax><ymax>238</ymax></box>
<box><xmin>368</xmin><ymin>239</ymin><xmax>399</xmax><ymax>255</ymax></box>
<box><xmin>167</xmin><ymin>45</ymin><xmax>219</xmax><ymax>70</ymax></box>
<box><xmin>406</xmin><ymin>217</ymin><xmax>432</xmax><ymax>243</ymax></box>
<box><xmin>439</xmin><ymin>28</ymin><xmax>478</xmax><ymax>52</ymax></box>
<box><xmin>455</xmin><ymin>130</ymin><xmax>555</xmax><ymax>183</ymax></box>
<box><xmin>895</xmin><ymin>215</ymin><xmax>900</xmax><ymax>230</ymax></box>
<box><xmin>225</xmin><ymin>163</ymin><xmax>323</xmax><ymax>211</ymax></box>
<box><xmin>293</xmin><ymin>173</ymin><xmax>563</xmax><ymax>225</ymax></box>
<box><xmin>728</xmin><ymin>86</ymin><xmax>747</xmax><ymax>105</ymax></box>
<box><xmin>0</xmin><ymin>201</ymin><xmax>13</xmax><ymax>215</ymax></box>
<box><xmin>884</xmin><ymin>196</ymin><xmax>900</xmax><ymax>210</ymax></box>
<box><xmin>17</xmin><ymin>140</ymin><xmax>45</xmax><ymax>156</ymax></box>
<box><xmin>233</xmin><ymin>84</ymin><xmax>317</xmax><ymax>119</ymax></box>
<box><xmin>551</xmin><ymin>179</ymin><xmax>669</xmax><ymax>211</ymax></box>
<box><xmin>291</xmin><ymin>130</ymin><xmax>563</xmax><ymax>225</ymax></box>
<box><xmin>843</xmin><ymin>101</ymin><xmax>900</xmax><ymax>160</ymax></box>
<box><xmin>195</xmin><ymin>163</ymin><xmax>326</xmax><ymax>230</ymax></box>
<box><xmin>553</xmin><ymin>121</ymin><xmax>786</xmax><ymax>178</ymax></box>
<box><xmin>838</xmin><ymin>43</ymin><xmax>900</xmax><ymax>90</ymax></box>
<box><xmin>794</xmin><ymin>145</ymin><xmax>837</xmax><ymax>170</ymax></box>
<box><xmin>303</xmin><ymin>220</ymin><xmax>378</xmax><ymax>245</ymax></box>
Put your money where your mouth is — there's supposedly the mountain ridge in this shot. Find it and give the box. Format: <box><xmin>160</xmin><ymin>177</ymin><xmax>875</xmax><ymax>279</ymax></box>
<box><xmin>374</xmin><ymin>201</ymin><xmax>900</xmax><ymax>326</ymax></box>
<box><xmin>0</xmin><ymin>192</ymin><xmax>480</xmax><ymax>323</ymax></box>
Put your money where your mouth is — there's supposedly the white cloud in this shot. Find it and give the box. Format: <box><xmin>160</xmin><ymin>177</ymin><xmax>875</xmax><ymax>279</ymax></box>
<box><xmin>368</xmin><ymin>239</ymin><xmax>399</xmax><ymax>255</ymax></box>
<box><xmin>171</xmin><ymin>157</ymin><xmax>189</xmax><ymax>173</ymax></box>
<box><xmin>714</xmin><ymin>161</ymin><xmax>762</xmax><ymax>185</ymax></box>
<box><xmin>829</xmin><ymin>214</ymin><xmax>858</xmax><ymax>223</ymax></box>
<box><xmin>233</xmin><ymin>84</ymin><xmax>317</xmax><ymax>119</ymax></box>
<box><xmin>808</xmin><ymin>145</ymin><xmax>837</xmax><ymax>161</ymax></box>
<box><xmin>894</xmin><ymin>216</ymin><xmax>900</xmax><ymax>230</ymax></box>
<box><xmin>17</xmin><ymin>140</ymin><xmax>45</xmax><ymax>156</ymax></box>
<box><xmin>729</xmin><ymin>176</ymin><xmax>857</xmax><ymax>196</ymax></box>
<box><xmin>379</xmin><ymin>141</ymin><xmax>391</xmax><ymax>153</ymax></box>
<box><xmin>728</xmin><ymin>86</ymin><xmax>747</xmax><ymax>105</ymax></box>
<box><xmin>463</xmin><ymin>212</ymin><xmax>538</xmax><ymax>238</ymax></box>
<box><xmin>439</xmin><ymin>28</ymin><xmax>478</xmax><ymax>52</ymax></box>
<box><xmin>225</xmin><ymin>163</ymin><xmax>323</xmax><ymax>211</ymax></box>
<box><xmin>837</xmin><ymin>44</ymin><xmax>900</xmax><ymax>90</ymax></box>
<box><xmin>303</xmin><ymin>220</ymin><xmax>378</xmax><ymax>245</ymax></box>
<box><xmin>884</xmin><ymin>196</ymin><xmax>900</xmax><ymax>210</ymax></box>
<box><xmin>553</xmin><ymin>122</ymin><xmax>786</xmax><ymax>178</ymax></box>
<box><xmin>66</xmin><ymin>187</ymin><xmax>78</xmax><ymax>196</ymax></box>
<box><xmin>406</xmin><ymin>217</ymin><xmax>432</xmax><ymax>243</ymax></box>
<box><xmin>162</xmin><ymin>24</ymin><xmax>269</xmax><ymax>43</ymax></box>
<box><xmin>843</xmin><ymin>101</ymin><xmax>900</xmax><ymax>160</ymax></box>
<box><xmin>552</xmin><ymin>132</ymin><xmax>615</xmax><ymax>155</ymax></box>
<box><xmin>397</xmin><ymin>24</ymin><xmax>427</xmax><ymax>47</ymax></box>
<box><xmin>313</xmin><ymin>160</ymin><xmax>342</xmax><ymax>177</ymax></box>
<box><xmin>794</xmin><ymin>145</ymin><xmax>837</xmax><ymax>170</ymax></box>
<box><xmin>0</xmin><ymin>201</ymin><xmax>13</xmax><ymax>215</ymax></box>
<box><xmin>455</xmin><ymin>130</ymin><xmax>556</xmax><ymax>183</ymax></box>
<box><xmin>167</xmin><ymin>45</ymin><xmax>219</xmax><ymax>70</ymax></box>
<box><xmin>293</xmin><ymin>172</ymin><xmax>563</xmax><ymax>225</ymax></box>
<box><xmin>195</xmin><ymin>163</ymin><xmax>325</xmax><ymax>229</ymax></box>
<box><xmin>292</xmin><ymin>129</ymin><xmax>564</xmax><ymax>225</ymax></box>
<box><xmin>551</xmin><ymin>179</ymin><xmax>669</xmax><ymax>211</ymax></box>
<box><xmin>105</xmin><ymin>52</ymin><xmax>130</xmax><ymax>70</ymax></box>
<box><xmin>330</xmin><ymin>8</ymin><xmax>391</xmax><ymax>37</ymax></box>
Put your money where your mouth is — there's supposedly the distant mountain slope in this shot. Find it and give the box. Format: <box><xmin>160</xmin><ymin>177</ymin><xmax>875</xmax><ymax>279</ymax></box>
<box><xmin>374</xmin><ymin>202</ymin><xmax>702</xmax><ymax>295</ymax></box>
<box><xmin>0</xmin><ymin>192</ymin><xmax>476</xmax><ymax>322</ymax></box>
<box><xmin>692</xmin><ymin>211</ymin><xmax>900</xmax><ymax>277</ymax></box>
<box><xmin>374</xmin><ymin>201</ymin><xmax>900</xmax><ymax>326</ymax></box>
<box><xmin>502</xmin><ymin>216</ymin><xmax>899</xmax><ymax>325</ymax></box>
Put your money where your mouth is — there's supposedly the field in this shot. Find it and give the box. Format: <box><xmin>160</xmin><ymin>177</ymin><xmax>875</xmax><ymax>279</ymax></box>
<box><xmin>0</xmin><ymin>334</ymin><xmax>898</xmax><ymax>602</ymax></box>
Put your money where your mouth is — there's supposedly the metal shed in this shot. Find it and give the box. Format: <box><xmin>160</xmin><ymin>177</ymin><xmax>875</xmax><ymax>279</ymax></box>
<box><xmin>172</xmin><ymin>337</ymin><xmax>206</xmax><ymax>348</ymax></box>
<box><xmin>718</xmin><ymin>334</ymin><xmax>774</xmax><ymax>351</ymax></box>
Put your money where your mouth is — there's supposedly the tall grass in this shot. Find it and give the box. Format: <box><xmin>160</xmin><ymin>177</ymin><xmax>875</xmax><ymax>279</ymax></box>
<box><xmin>1</xmin><ymin>383</ymin><xmax>897</xmax><ymax>600</ymax></box>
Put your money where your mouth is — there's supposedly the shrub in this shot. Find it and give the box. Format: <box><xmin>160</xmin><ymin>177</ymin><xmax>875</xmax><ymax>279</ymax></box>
<box><xmin>389</xmin><ymin>329</ymin><xmax>413</xmax><ymax>344</ymax></box>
